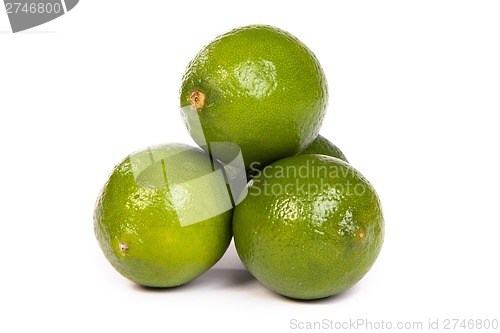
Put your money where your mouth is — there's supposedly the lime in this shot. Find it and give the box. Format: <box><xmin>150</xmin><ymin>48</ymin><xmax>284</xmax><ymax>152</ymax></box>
<box><xmin>299</xmin><ymin>135</ymin><xmax>348</xmax><ymax>162</ymax></box>
<box><xmin>233</xmin><ymin>154</ymin><xmax>384</xmax><ymax>300</ymax></box>
<box><xmin>180</xmin><ymin>25</ymin><xmax>328</xmax><ymax>171</ymax></box>
<box><xmin>94</xmin><ymin>144</ymin><xmax>233</xmax><ymax>287</ymax></box>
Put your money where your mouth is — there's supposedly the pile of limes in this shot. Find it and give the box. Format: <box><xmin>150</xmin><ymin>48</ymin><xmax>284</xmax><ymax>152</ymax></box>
<box><xmin>94</xmin><ymin>25</ymin><xmax>384</xmax><ymax>300</ymax></box>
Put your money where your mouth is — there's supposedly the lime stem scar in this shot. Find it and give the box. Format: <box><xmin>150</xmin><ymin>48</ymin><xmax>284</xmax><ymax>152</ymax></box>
<box><xmin>119</xmin><ymin>243</ymin><xmax>128</xmax><ymax>252</ymax></box>
<box><xmin>190</xmin><ymin>90</ymin><xmax>206</xmax><ymax>110</ymax></box>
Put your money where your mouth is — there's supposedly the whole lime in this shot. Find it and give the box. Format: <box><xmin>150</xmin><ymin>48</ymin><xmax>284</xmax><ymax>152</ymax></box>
<box><xmin>233</xmin><ymin>154</ymin><xmax>384</xmax><ymax>300</ymax></box>
<box><xmin>94</xmin><ymin>144</ymin><xmax>233</xmax><ymax>287</ymax></box>
<box><xmin>298</xmin><ymin>135</ymin><xmax>348</xmax><ymax>162</ymax></box>
<box><xmin>180</xmin><ymin>25</ymin><xmax>328</xmax><ymax>171</ymax></box>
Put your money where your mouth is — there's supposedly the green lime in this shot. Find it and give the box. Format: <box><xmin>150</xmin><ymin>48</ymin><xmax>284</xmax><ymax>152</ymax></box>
<box><xmin>233</xmin><ymin>154</ymin><xmax>384</xmax><ymax>300</ymax></box>
<box><xmin>299</xmin><ymin>135</ymin><xmax>348</xmax><ymax>162</ymax></box>
<box><xmin>94</xmin><ymin>144</ymin><xmax>233</xmax><ymax>287</ymax></box>
<box><xmin>180</xmin><ymin>24</ymin><xmax>328</xmax><ymax>171</ymax></box>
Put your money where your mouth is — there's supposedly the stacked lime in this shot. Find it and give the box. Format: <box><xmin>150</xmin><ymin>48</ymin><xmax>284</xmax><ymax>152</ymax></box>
<box><xmin>94</xmin><ymin>25</ymin><xmax>384</xmax><ymax>300</ymax></box>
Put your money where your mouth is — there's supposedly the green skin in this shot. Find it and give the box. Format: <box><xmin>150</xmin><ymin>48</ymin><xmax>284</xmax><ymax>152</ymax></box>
<box><xmin>94</xmin><ymin>144</ymin><xmax>233</xmax><ymax>287</ymax></box>
<box><xmin>180</xmin><ymin>25</ymin><xmax>328</xmax><ymax>171</ymax></box>
<box><xmin>233</xmin><ymin>155</ymin><xmax>384</xmax><ymax>300</ymax></box>
<box><xmin>298</xmin><ymin>135</ymin><xmax>348</xmax><ymax>162</ymax></box>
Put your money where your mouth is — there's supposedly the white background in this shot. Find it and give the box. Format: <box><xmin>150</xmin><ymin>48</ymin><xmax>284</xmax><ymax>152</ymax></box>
<box><xmin>1</xmin><ymin>1</ymin><xmax>499</xmax><ymax>332</ymax></box>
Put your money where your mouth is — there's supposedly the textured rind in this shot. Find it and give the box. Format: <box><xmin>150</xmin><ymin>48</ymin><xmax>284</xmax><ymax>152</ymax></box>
<box><xmin>233</xmin><ymin>155</ymin><xmax>384</xmax><ymax>300</ymax></box>
<box><xmin>298</xmin><ymin>135</ymin><xmax>348</xmax><ymax>162</ymax></box>
<box><xmin>180</xmin><ymin>25</ymin><xmax>328</xmax><ymax>171</ymax></box>
<box><xmin>93</xmin><ymin>144</ymin><xmax>233</xmax><ymax>287</ymax></box>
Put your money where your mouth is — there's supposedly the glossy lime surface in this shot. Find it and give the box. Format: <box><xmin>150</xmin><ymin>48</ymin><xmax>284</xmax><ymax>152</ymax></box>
<box><xmin>233</xmin><ymin>154</ymin><xmax>384</xmax><ymax>299</ymax></box>
<box><xmin>180</xmin><ymin>25</ymin><xmax>328</xmax><ymax>171</ymax></box>
<box><xmin>94</xmin><ymin>144</ymin><xmax>233</xmax><ymax>287</ymax></box>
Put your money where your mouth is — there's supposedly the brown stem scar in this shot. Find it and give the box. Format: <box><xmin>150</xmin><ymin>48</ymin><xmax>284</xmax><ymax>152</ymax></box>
<box><xmin>119</xmin><ymin>243</ymin><xmax>128</xmax><ymax>252</ymax></box>
<box><xmin>190</xmin><ymin>90</ymin><xmax>206</xmax><ymax>110</ymax></box>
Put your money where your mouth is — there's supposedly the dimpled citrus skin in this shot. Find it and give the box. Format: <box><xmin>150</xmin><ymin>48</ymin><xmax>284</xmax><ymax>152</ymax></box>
<box><xmin>180</xmin><ymin>25</ymin><xmax>328</xmax><ymax>171</ymax></box>
<box><xmin>298</xmin><ymin>135</ymin><xmax>348</xmax><ymax>162</ymax></box>
<box><xmin>233</xmin><ymin>155</ymin><xmax>384</xmax><ymax>300</ymax></box>
<box><xmin>94</xmin><ymin>144</ymin><xmax>232</xmax><ymax>287</ymax></box>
